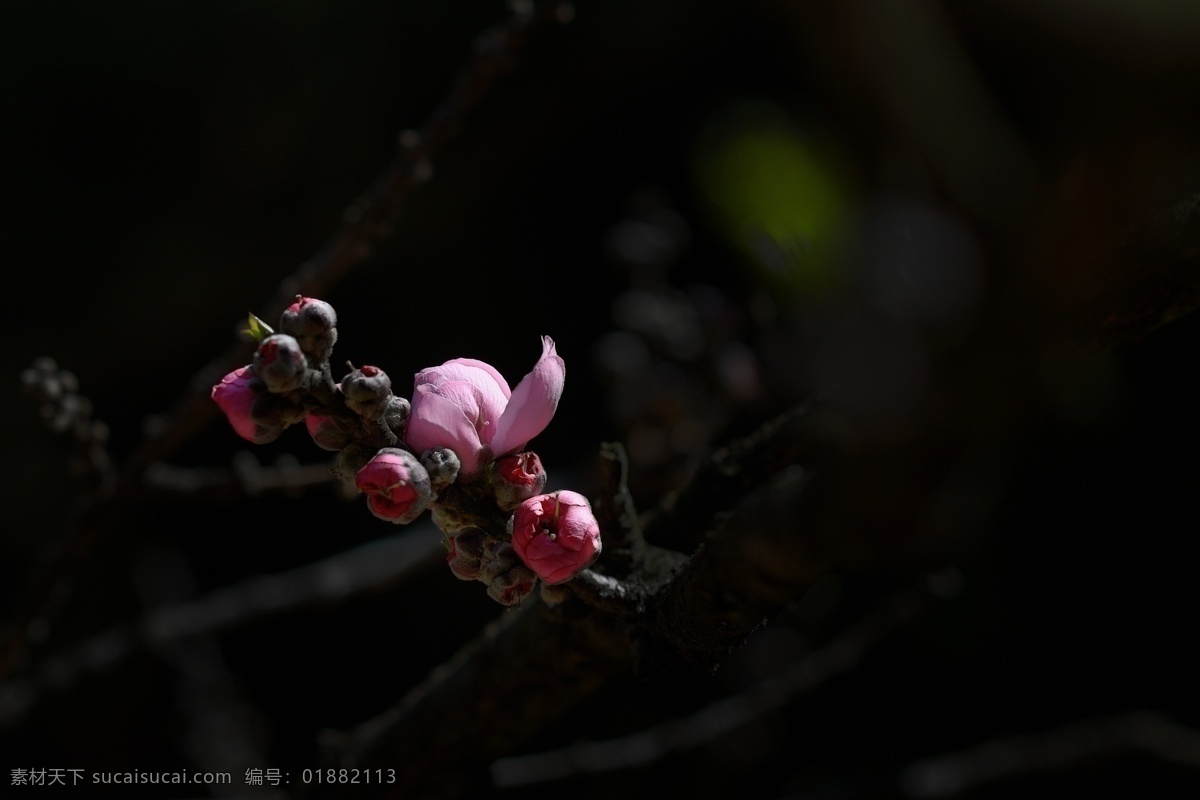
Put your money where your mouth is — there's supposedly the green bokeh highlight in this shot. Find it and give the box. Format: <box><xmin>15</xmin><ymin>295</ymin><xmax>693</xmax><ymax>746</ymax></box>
<box><xmin>693</xmin><ymin>101</ymin><xmax>852</xmax><ymax>297</ymax></box>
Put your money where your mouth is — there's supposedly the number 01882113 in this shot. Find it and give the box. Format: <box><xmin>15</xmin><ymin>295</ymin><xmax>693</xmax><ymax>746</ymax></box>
<box><xmin>300</xmin><ymin>768</ymin><xmax>397</xmax><ymax>784</ymax></box>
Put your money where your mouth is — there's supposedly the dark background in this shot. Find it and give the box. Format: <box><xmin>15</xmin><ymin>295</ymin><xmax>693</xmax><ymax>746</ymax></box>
<box><xmin>3</xmin><ymin>1</ymin><xmax>1200</xmax><ymax>797</ymax></box>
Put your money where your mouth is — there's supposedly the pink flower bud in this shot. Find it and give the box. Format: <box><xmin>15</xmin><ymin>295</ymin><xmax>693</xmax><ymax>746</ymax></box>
<box><xmin>404</xmin><ymin>336</ymin><xmax>565</xmax><ymax>479</ymax></box>
<box><xmin>492</xmin><ymin>451</ymin><xmax>547</xmax><ymax>510</ymax></box>
<box><xmin>511</xmin><ymin>490</ymin><xmax>602</xmax><ymax>584</ymax></box>
<box><xmin>211</xmin><ymin>366</ymin><xmax>282</xmax><ymax>444</ymax></box>
<box><xmin>253</xmin><ymin>334</ymin><xmax>308</xmax><ymax>394</ymax></box>
<box><xmin>355</xmin><ymin>448</ymin><xmax>433</xmax><ymax>524</ymax></box>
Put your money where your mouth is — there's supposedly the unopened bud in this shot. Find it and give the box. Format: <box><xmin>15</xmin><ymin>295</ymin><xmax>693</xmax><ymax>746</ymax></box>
<box><xmin>479</xmin><ymin>538</ymin><xmax>521</xmax><ymax>582</ymax></box>
<box><xmin>422</xmin><ymin>447</ymin><xmax>460</xmax><ymax>493</ymax></box>
<box><xmin>212</xmin><ymin>366</ymin><xmax>282</xmax><ymax>443</ymax></box>
<box><xmin>383</xmin><ymin>395</ymin><xmax>410</xmax><ymax>438</ymax></box>
<box><xmin>446</xmin><ymin>528</ymin><xmax>486</xmax><ymax>581</ymax></box>
<box><xmin>430</xmin><ymin>503</ymin><xmax>481</xmax><ymax>535</ymax></box>
<box><xmin>491</xmin><ymin>451</ymin><xmax>547</xmax><ymax>510</ymax></box>
<box><xmin>511</xmin><ymin>490</ymin><xmax>602</xmax><ymax>584</ymax></box>
<box><xmin>279</xmin><ymin>296</ymin><xmax>338</xmax><ymax>362</ymax></box>
<box><xmin>341</xmin><ymin>365</ymin><xmax>392</xmax><ymax>420</ymax></box>
<box><xmin>253</xmin><ymin>334</ymin><xmax>308</xmax><ymax>394</ymax></box>
<box><xmin>485</xmin><ymin>564</ymin><xmax>537</xmax><ymax>607</ymax></box>
<box><xmin>304</xmin><ymin>408</ymin><xmax>356</xmax><ymax>452</ymax></box>
<box><xmin>250</xmin><ymin>390</ymin><xmax>306</xmax><ymax>432</ymax></box>
<box><xmin>332</xmin><ymin>443</ymin><xmax>376</xmax><ymax>483</ymax></box>
<box><xmin>355</xmin><ymin>447</ymin><xmax>432</xmax><ymax>524</ymax></box>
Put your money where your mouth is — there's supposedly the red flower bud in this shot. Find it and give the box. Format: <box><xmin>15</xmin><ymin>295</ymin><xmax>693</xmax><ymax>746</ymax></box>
<box><xmin>491</xmin><ymin>451</ymin><xmax>547</xmax><ymax>510</ymax></box>
<box><xmin>354</xmin><ymin>448</ymin><xmax>432</xmax><ymax>524</ymax></box>
<box><xmin>511</xmin><ymin>490</ymin><xmax>602</xmax><ymax>584</ymax></box>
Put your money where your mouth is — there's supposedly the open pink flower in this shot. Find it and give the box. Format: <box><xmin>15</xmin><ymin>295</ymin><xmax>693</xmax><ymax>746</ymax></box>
<box><xmin>404</xmin><ymin>336</ymin><xmax>565</xmax><ymax>478</ymax></box>
<box><xmin>511</xmin><ymin>490</ymin><xmax>601</xmax><ymax>584</ymax></box>
<box><xmin>355</xmin><ymin>448</ymin><xmax>432</xmax><ymax>524</ymax></box>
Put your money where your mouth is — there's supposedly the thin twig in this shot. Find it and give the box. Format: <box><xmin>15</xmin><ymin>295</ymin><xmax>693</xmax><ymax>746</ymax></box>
<box><xmin>143</xmin><ymin>452</ymin><xmax>344</xmax><ymax>501</ymax></box>
<box><xmin>900</xmin><ymin>710</ymin><xmax>1200</xmax><ymax>798</ymax></box>
<box><xmin>0</xmin><ymin>524</ymin><xmax>443</xmax><ymax>727</ymax></box>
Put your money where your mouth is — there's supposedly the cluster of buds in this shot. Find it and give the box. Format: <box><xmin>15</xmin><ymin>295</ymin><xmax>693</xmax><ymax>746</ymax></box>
<box><xmin>212</xmin><ymin>296</ymin><xmax>602</xmax><ymax>605</ymax></box>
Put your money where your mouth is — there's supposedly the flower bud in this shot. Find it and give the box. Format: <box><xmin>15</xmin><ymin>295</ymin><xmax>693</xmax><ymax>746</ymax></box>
<box><xmin>341</xmin><ymin>365</ymin><xmax>392</xmax><ymax>420</ymax></box>
<box><xmin>383</xmin><ymin>395</ymin><xmax>410</xmax><ymax>438</ymax></box>
<box><xmin>511</xmin><ymin>490</ymin><xmax>602</xmax><ymax>584</ymax></box>
<box><xmin>212</xmin><ymin>366</ymin><xmax>283</xmax><ymax>444</ymax></box>
<box><xmin>446</xmin><ymin>528</ymin><xmax>486</xmax><ymax>581</ymax></box>
<box><xmin>253</xmin><ymin>334</ymin><xmax>308</xmax><ymax>394</ymax></box>
<box><xmin>332</xmin><ymin>443</ymin><xmax>375</xmax><ymax>483</ymax></box>
<box><xmin>485</xmin><ymin>564</ymin><xmax>537</xmax><ymax>607</ymax></box>
<box><xmin>479</xmin><ymin>538</ymin><xmax>518</xmax><ymax>578</ymax></box>
<box><xmin>251</xmin><ymin>389</ymin><xmax>307</xmax><ymax>429</ymax></box>
<box><xmin>429</xmin><ymin>503</ymin><xmax>484</xmax><ymax>535</ymax></box>
<box><xmin>304</xmin><ymin>408</ymin><xmax>356</xmax><ymax>452</ymax></box>
<box><xmin>355</xmin><ymin>448</ymin><xmax>433</xmax><ymax>524</ymax></box>
<box><xmin>279</xmin><ymin>296</ymin><xmax>338</xmax><ymax>362</ymax></box>
<box><xmin>491</xmin><ymin>451</ymin><xmax>547</xmax><ymax>510</ymax></box>
<box><xmin>421</xmin><ymin>447</ymin><xmax>460</xmax><ymax>493</ymax></box>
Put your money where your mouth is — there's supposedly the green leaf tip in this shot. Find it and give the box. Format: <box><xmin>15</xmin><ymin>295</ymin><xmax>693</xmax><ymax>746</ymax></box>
<box><xmin>242</xmin><ymin>313</ymin><xmax>274</xmax><ymax>342</ymax></box>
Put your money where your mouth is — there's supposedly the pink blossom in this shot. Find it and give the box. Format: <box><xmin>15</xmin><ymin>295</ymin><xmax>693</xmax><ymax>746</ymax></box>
<box><xmin>212</xmin><ymin>366</ymin><xmax>272</xmax><ymax>443</ymax></box>
<box><xmin>354</xmin><ymin>448</ymin><xmax>432</xmax><ymax>524</ymax></box>
<box><xmin>511</xmin><ymin>490</ymin><xmax>601</xmax><ymax>584</ymax></box>
<box><xmin>404</xmin><ymin>336</ymin><xmax>565</xmax><ymax>478</ymax></box>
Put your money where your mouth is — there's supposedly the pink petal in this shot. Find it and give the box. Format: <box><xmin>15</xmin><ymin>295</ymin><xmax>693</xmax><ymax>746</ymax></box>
<box><xmin>415</xmin><ymin>361</ymin><xmax>509</xmax><ymax>423</ymax></box>
<box><xmin>490</xmin><ymin>337</ymin><xmax>565</xmax><ymax>457</ymax></box>
<box><xmin>404</xmin><ymin>383</ymin><xmax>486</xmax><ymax>475</ymax></box>
<box><xmin>441</xmin><ymin>358</ymin><xmax>512</xmax><ymax>399</ymax></box>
